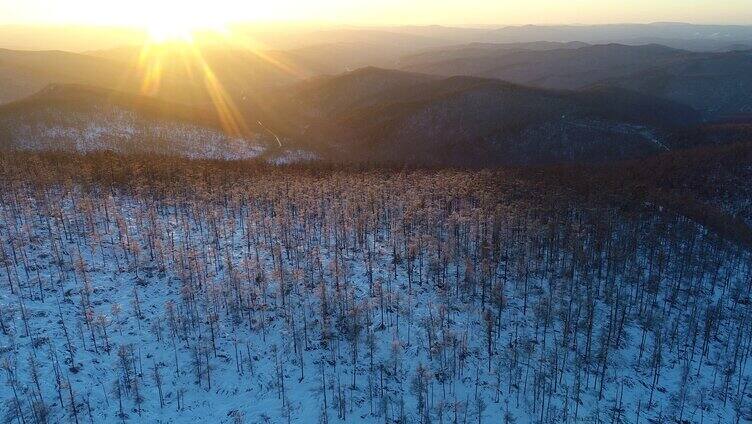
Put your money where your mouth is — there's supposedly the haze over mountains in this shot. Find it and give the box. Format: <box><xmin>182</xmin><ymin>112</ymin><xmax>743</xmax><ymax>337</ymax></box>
<box><xmin>4</xmin><ymin>22</ymin><xmax>752</xmax><ymax>52</ymax></box>
<box><xmin>1</xmin><ymin>22</ymin><xmax>752</xmax><ymax>165</ymax></box>
<box><xmin>398</xmin><ymin>44</ymin><xmax>752</xmax><ymax>117</ymax></box>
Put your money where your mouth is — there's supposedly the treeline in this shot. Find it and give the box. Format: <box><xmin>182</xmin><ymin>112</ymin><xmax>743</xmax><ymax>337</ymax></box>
<box><xmin>526</xmin><ymin>141</ymin><xmax>752</xmax><ymax>246</ymax></box>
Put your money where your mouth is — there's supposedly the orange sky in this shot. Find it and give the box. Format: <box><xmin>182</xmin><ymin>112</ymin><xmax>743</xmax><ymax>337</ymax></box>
<box><xmin>2</xmin><ymin>0</ymin><xmax>752</xmax><ymax>27</ymax></box>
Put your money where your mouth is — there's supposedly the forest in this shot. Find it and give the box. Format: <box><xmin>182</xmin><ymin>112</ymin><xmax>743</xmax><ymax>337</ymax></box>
<box><xmin>0</xmin><ymin>148</ymin><xmax>751</xmax><ymax>423</ymax></box>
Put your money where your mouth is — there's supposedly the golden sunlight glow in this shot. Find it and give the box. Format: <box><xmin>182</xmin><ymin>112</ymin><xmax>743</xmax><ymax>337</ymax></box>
<box><xmin>4</xmin><ymin>0</ymin><xmax>752</xmax><ymax>29</ymax></box>
<box><xmin>115</xmin><ymin>1</ymin><xmax>265</xmax><ymax>136</ymax></box>
<box><xmin>134</xmin><ymin>33</ymin><xmax>256</xmax><ymax>136</ymax></box>
<box><xmin>6</xmin><ymin>0</ymin><xmax>752</xmax><ymax>30</ymax></box>
<box><xmin>147</xmin><ymin>21</ymin><xmax>195</xmax><ymax>43</ymax></box>
<box><xmin>141</xmin><ymin>1</ymin><xmax>229</xmax><ymax>43</ymax></box>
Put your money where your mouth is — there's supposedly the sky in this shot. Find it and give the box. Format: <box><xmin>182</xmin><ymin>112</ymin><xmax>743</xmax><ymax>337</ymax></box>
<box><xmin>2</xmin><ymin>0</ymin><xmax>752</xmax><ymax>27</ymax></box>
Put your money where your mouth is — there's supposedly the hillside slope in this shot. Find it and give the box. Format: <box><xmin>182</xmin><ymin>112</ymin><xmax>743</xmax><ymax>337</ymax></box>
<box><xmin>398</xmin><ymin>44</ymin><xmax>752</xmax><ymax>117</ymax></box>
<box><xmin>0</xmin><ymin>48</ymin><xmax>219</xmax><ymax>107</ymax></box>
<box><xmin>0</xmin><ymin>84</ymin><xmax>317</xmax><ymax>162</ymax></box>
<box><xmin>287</xmin><ymin>69</ymin><xmax>701</xmax><ymax>165</ymax></box>
<box><xmin>604</xmin><ymin>50</ymin><xmax>752</xmax><ymax>117</ymax></box>
<box><xmin>399</xmin><ymin>44</ymin><xmax>693</xmax><ymax>90</ymax></box>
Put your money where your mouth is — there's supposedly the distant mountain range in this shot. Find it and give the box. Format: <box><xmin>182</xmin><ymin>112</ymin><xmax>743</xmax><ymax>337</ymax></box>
<box><xmin>399</xmin><ymin>44</ymin><xmax>752</xmax><ymax>117</ymax></box>
<box><xmin>604</xmin><ymin>50</ymin><xmax>752</xmax><ymax>116</ymax></box>
<box><xmin>283</xmin><ymin>68</ymin><xmax>700</xmax><ymax>165</ymax></box>
<box><xmin>399</xmin><ymin>44</ymin><xmax>688</xmax><ymax>90</ymax></box>
<box><xmin>4</xmin><ymin>23</ymin><xmax>751</xmax><ymax>52</ymax></box>
<box><xmin>1</xmin><ymin>32</ymin><xmax>752</xmax><ymax>166</ymax></box>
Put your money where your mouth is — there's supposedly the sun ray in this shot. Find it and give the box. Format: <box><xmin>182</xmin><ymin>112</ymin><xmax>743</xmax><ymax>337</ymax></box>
<box><xmin>224</xmin><ymin>32</ymin><xmax>311</xmax><ymax>80</ymax></box>
<box><xmin>188</xmin><ymin>44</ymin><xmax>250</xmax><ymax>136</ymax></box>
<box><xmin>122</xmin><ymin>14</ymin><xmax>320</xmax><ymax>143</ymax></box>
<box><xmin>138</xmin><ymin>43</ymin><xmax>164</xmax><ymax>96</ymax></box>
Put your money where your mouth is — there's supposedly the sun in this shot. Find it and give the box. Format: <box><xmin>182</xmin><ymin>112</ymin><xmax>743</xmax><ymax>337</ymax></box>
<box><xmin>142</xmin><ymin>4</ymin><xmax>229</xmax><ymax>43</ymax></box>
<box><xmin>147</xmin><ymin>21</ymin><xmax>195</xmax><ymax>43</ymax></box>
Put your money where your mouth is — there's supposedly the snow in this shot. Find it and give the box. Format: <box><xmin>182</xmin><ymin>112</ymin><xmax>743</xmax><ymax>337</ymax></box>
<box><xmin>0</xmin><ymin>170</ymin><xmax>750</xmax><ymax>424</ymax></box>
<box><xmin>1</xmin><ymin>106</ymin><xmax>318</xmax><ymax>163</ymax></box>
<box><xmin>267</xmin><ymin>150</ymin><xmax>320</xmax><ymax>165</ymax></box>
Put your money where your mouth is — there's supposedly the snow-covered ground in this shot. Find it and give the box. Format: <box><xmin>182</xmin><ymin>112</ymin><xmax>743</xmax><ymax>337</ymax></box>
<box><xmin>1</xmin><ymin>106</ymin><xmax>318</xmax><ymax>163</ymax></box>
<box><xmin>0</xmin><ymin>168</ymin><xmax>750</xmax><ymax>424</ymax></box>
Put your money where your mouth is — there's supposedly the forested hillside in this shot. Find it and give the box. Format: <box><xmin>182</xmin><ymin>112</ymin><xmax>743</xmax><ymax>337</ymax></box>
<box><xmin>1</xmin><ymin>149</ymin><xmax>751</xmax><ymax>423</ymax></box>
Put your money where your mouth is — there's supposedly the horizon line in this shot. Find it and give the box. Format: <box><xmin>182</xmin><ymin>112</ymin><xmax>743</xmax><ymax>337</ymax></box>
<box><xmin>2</xmin><ymin>20</ymin><xmax>752</xmax><ymax>30</ymax></box>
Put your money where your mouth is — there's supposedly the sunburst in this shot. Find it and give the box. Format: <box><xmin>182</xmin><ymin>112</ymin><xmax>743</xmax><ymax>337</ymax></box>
<box><xmin>126</xmin><ymin>8</ymin><xmax>305</xmax><ymax>139</ymax></box>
